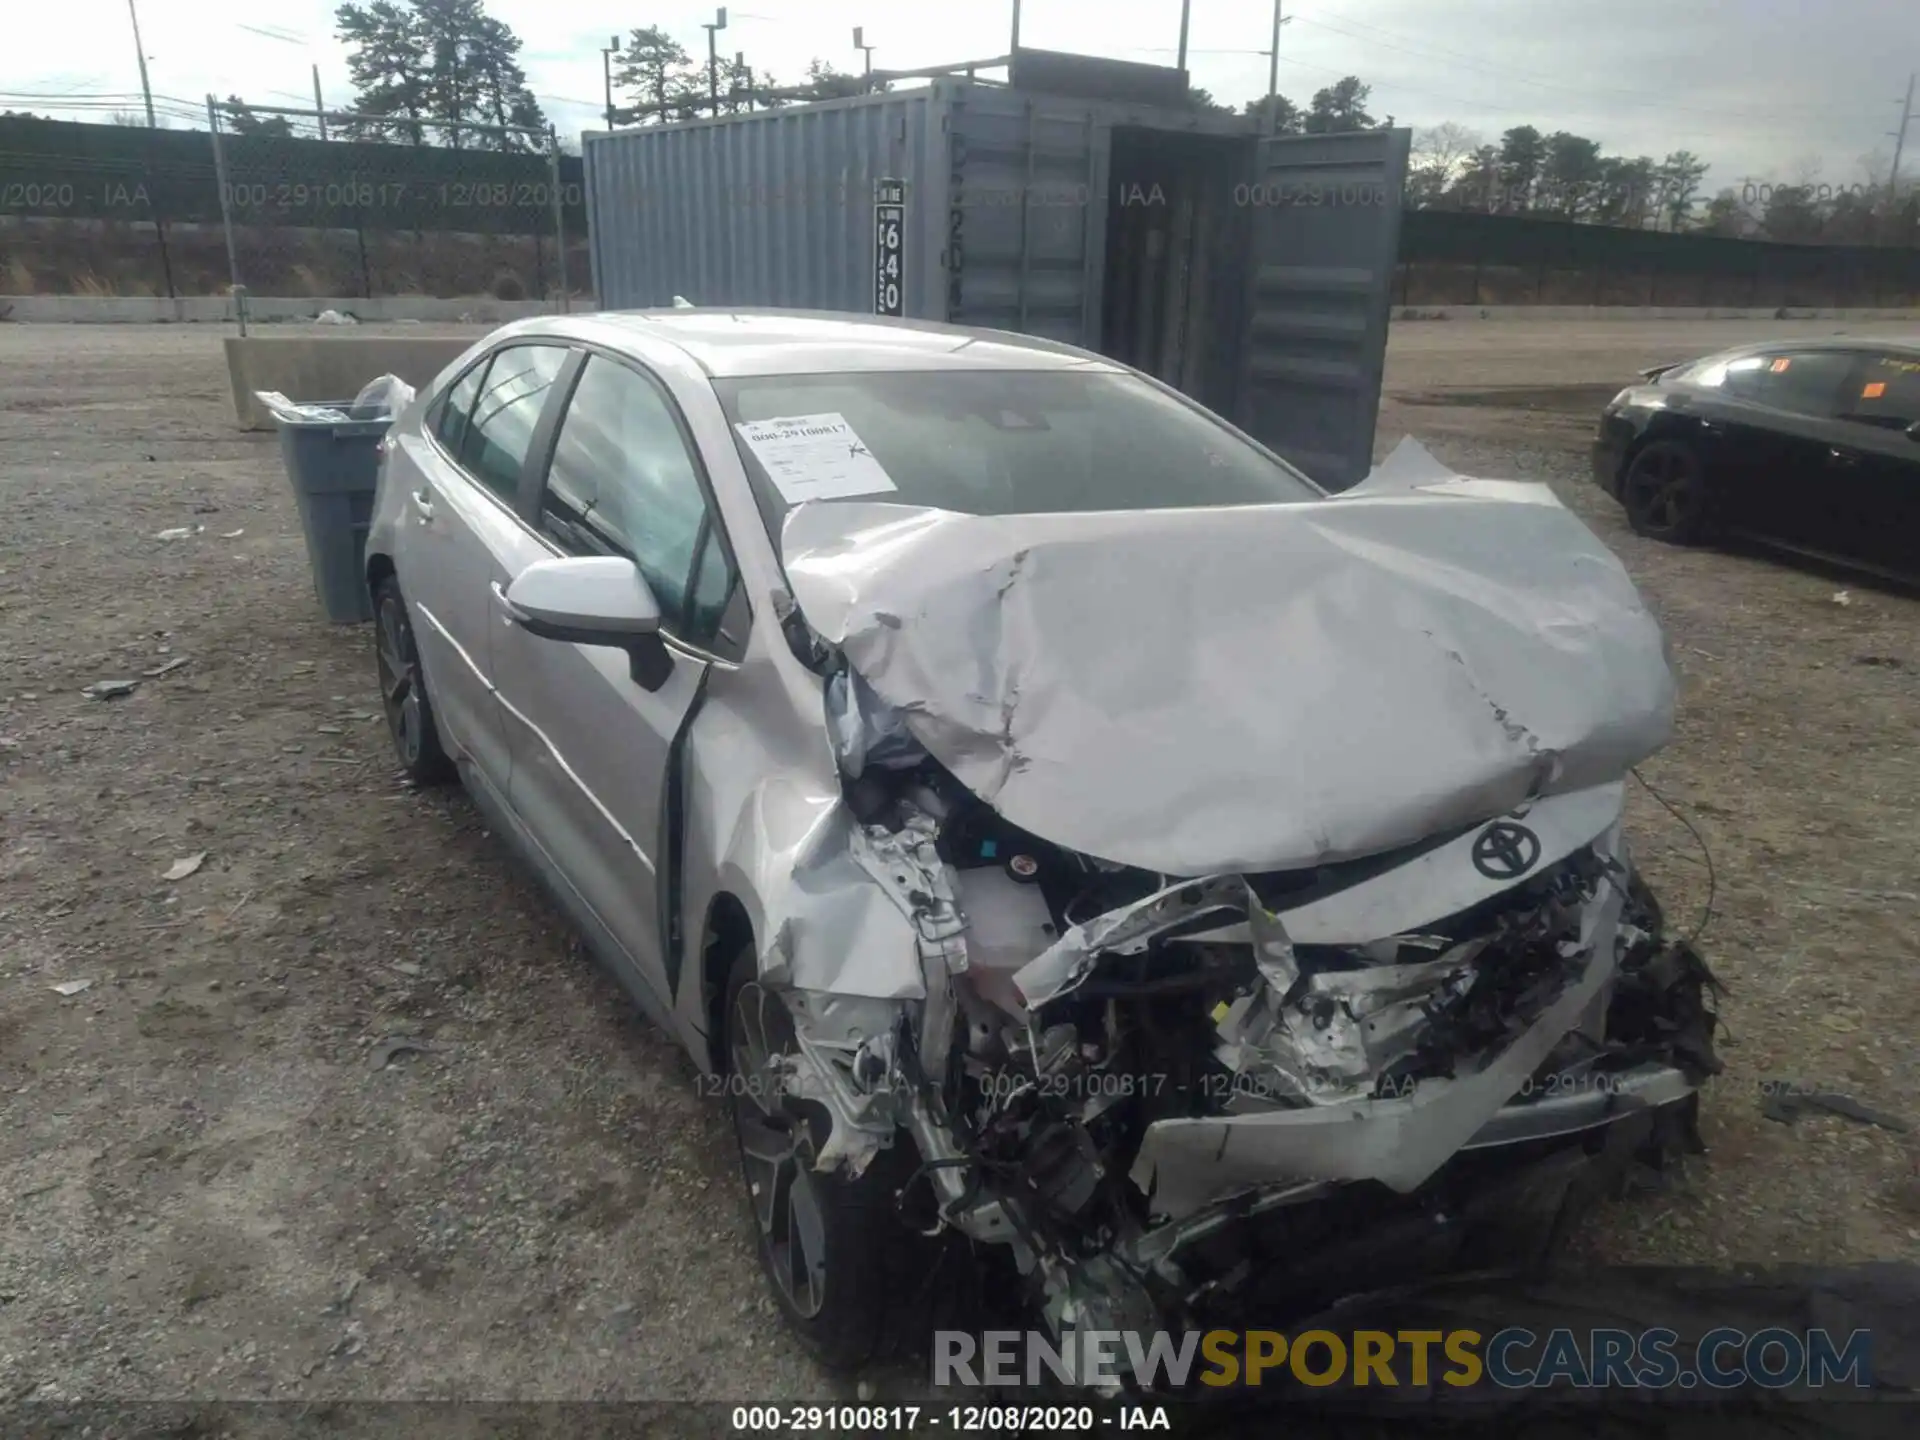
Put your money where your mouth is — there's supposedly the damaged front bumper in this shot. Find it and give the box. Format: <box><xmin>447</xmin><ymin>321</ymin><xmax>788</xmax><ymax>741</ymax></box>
<box><xmin>753</xmin><ymin>783</ymin><xmax>1721</xmax><ymax>1360</ymax></box>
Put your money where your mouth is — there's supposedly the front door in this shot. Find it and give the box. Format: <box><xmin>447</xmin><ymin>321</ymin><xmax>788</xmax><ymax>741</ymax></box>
<box><xmin>491</xmin><ymin>351</ymin><xmax>742</xmax><ymax>1011</ymax></box>
<box><xmin>1693</xmin><ymin>348</ymin><xmax>1857</xmax><ymax>548</ymax></box>
<box><xmin>1234</xmin><ymin>127</ymin><xmax>1411</xmax><ymax>492</ymax></box>
<box><xmin>396</xmin><ymin>343</ymin><xmax>569</xmax><ymax>788</ymax></box>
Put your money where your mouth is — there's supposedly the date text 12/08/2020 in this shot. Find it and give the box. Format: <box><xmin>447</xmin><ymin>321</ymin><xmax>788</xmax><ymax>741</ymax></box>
<box><xmin>217</xmin><ymin>181</ymin><xmax>582</xmax><ymax>212</ymax></box>
<box><xmin>729</xmin><ymin>1405</ymin><xmax>1169</xmax><ymax>1432</ymax></box>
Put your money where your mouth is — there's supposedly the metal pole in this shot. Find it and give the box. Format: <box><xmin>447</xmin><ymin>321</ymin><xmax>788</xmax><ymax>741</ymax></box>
<box><xmin>312</xmin><ymin>65</ymin><xmax>328</xmax><ymax>141</ymax></box>
<box><xmin>126</xmin><ymin>0</ymin><xmax>157</xmax><ymax>129</ymax></box>
<box><xmin>602</xmin><ymin>36</ymin><xmax>620</xmax><ymax>130</ymax></box>
<box><xmin>1266</xmin><ymin>2</ymin><xmax>1282</xmax><ymax>133</ymax></box>
<box><xmin>548</xmin><ymin>126</ymin><xmax>570</xmax><ymax>314</ymax></box>
<box><xmin>1888</xmin><ymin>73</ymin><xmax>1915</xmax><ymax>212</ymax></box>
<box><xmin>206</xmin><ymin>94</ymin><xmax>247</xmax><ymax>335</ymax></box>
<box><xmin>1010</xmin><ymin>0</ymin><xmax>1022</xmax><ymax>54</ymax></box>
<box><xmin>705</xmin><ymin>10</ymin><xmax>727</xmax><ymax>116</ymax></box>
<box><xmin>1176</xmin><ymin>0</ymin><xmax>1191</xmax><ymax>74</ymax></box>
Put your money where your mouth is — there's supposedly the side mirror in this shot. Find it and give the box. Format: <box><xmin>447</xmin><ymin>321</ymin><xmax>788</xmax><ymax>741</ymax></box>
<box><xmin>502</xmin><ymin>556</ymin><xmax>674</xmax><ymax>690</ymax></box>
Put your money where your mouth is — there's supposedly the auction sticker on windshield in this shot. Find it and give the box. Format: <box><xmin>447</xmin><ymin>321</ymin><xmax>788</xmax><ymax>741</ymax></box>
<box><xmin>734</xmin><ymin>413</ymin><xmax>899</xmax><ymax>503</ymax></box>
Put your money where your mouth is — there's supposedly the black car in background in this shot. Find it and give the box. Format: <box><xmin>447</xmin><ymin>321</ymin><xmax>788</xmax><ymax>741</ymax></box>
<box><xmin>1592</xmin><ymin>337</ymin><xmax>1920</xmax><ymax>579</ymax></box>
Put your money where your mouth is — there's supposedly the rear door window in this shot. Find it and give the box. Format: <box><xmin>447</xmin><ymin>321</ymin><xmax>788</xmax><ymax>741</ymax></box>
<box><xmin>459</xmin><ymin>344</ymin><xmax>570</xmax><ymax>502</ymax></box>
<box><xmin>1702</xmin><ymin>350</ymin><xmax>1855</xmax><ymax>418</ymax></box>
<box><xmin>433</xmin><ymin>356</ymin><xmax>490</xmax><ymax>458</ymax></box>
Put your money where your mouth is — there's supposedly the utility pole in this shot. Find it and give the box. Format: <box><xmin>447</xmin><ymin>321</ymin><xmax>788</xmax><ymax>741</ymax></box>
<box><xmin>704</xmin><ymin>8</ymin><xmax>728</xmax><ymax>117</ymax></box>
<box><xmin>125</xmin><ymin>0</ymin><xmax>157</xmax><ymax>128</ymax></box>
<box><xmin>1889</xmin><ymin>72</ymin><xmax>1915</xmax><ymax>206</ymax></box>
<box><xmin>1010</xmin><ymin>0</ymin><xmax>1022</xmax><ymax>55</ymax></box>
<box><xmin>734</xmin><ymin>51</ymin><xmax>749</xmax><ymax>112</ymax></box>
<box><xmin>312</xmin><ymin>64</ymin><xmax>328</xmax><ymax>141</ymax></box>
<box><xmin>854</xmin><ymin>27</ymin><xmax>876</xmax><ymax>92</ymax></box>
<box><xmin>1265</xmin><ymin>1</ymin><xmax>1283</xmax><ymax>134</ymax></box>
<box><xmin>1176</xmin><ymin>0</ymin><xmax>1191</xmax><ymax>75</ymax></box>
<box><xmin>602</xmin><ymin>35</ymin><xmax>621</xmax><ymax>130</ymax></box>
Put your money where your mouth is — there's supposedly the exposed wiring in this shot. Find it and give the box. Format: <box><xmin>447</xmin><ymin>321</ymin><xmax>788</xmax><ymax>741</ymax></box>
<box><xmin>1631</xmin><ymin>766</ymin><xmax>1716</xmax><ymax>945</ymax></box>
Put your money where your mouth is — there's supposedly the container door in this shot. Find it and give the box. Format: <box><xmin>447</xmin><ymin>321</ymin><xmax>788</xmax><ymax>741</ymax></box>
<box><xmin>942</xmin><ymin>86</ymin><xmax>1109</xmax><ymax>347</ymax></box>
<box><xmin>1235</xmin><ymin>128</ymin><xmax>1411</xmax><ymax>492</ymax></box>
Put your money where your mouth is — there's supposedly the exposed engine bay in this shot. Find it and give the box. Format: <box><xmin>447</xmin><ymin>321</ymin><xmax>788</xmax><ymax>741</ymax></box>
<box><xmin>753</xmin><ymin>462</ymin><xmax>1721</xmax><ymax>1367</ymax></box>
<box><xmin>761</xmin><ymin>665</ymin><xmax>1721</xmax><ymax>1355</ymax></box>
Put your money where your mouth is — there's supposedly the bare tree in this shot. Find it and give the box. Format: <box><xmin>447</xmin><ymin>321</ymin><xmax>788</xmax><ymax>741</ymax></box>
<box><xmin>1407</xmin><ymin>122</ymin><xmax>1482</xmax><ymax>207</ymax></box>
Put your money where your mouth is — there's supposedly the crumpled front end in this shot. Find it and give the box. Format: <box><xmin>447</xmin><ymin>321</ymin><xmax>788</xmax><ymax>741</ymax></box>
<box><xmin>740</xmin><ymin>454</ymin><xmax>1719</xmax><ymax>1366</ymax></box>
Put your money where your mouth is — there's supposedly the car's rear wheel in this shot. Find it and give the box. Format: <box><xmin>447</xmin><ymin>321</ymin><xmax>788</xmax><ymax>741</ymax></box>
<box><xmin>1621</xmin><ymin>440</ymin><xmax>1711</xmax><ymax>544</ymax></box>
<box><xmin>722</xmin><ymin>943</ymin><xmax>946</xmax><ymax>1368</ymax></box>
<box><xmin>373</xmin><ymin>576</ymin><xmax>455</xmax><ymax>786</ymax></box>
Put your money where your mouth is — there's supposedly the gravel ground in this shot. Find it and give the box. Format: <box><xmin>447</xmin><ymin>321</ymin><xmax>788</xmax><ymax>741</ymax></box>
<box><xmin>1</xmin><ymin>322</ymin><xmax>1917</xmax><ymax>1407</ymax></box>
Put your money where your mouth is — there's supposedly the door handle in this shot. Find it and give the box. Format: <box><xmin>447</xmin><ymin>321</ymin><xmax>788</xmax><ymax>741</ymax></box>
<box><xmin>1828</xmin><ymin>447</ymin><xmax>1861</xmax><ymax>467</ymax></box>
<box><xmin>409</xmin><ymin>487</ymin><xmax>435</xmax><ymax>521</ymax></box>
<box><xmin>489</xmin><ymin>580</ymin><xmax>524</xmax><ymax>626</ymax></box>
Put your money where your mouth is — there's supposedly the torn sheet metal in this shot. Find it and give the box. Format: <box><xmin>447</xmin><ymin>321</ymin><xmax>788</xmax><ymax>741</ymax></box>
<box><xmin>780</xmin><ymin>476</ymin><xmax>1675</xmax><ymax>877</ymax></box>
<box><xmin>1129</xmin><ymin>872</ymin><xmax>1627</xmax><ymax>1219</ymax></box>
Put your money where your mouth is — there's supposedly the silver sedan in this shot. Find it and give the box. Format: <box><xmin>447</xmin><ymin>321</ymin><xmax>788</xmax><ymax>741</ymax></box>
<box><xmin>365</xmin><ymin>309</ymin><xmax>1719</xmax><ymax>1375</ymax></box>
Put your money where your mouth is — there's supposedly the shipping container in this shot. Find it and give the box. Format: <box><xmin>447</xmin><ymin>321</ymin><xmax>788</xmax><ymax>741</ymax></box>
<box><xmin>584</xmin><ymin>73</ymin><xmax>1409</xmax><ymax>490</ymax></box>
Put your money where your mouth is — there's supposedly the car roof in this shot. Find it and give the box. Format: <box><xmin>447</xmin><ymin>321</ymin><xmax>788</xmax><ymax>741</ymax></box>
<box><xmin>503</xmin><ymin>308</ymin><xmax>1124</xmax><ymax>379</ymax></box>
<box><xmin>1689</xmin><ymin>334</ymin><xmax>1920</xmax><ymax>365</ymax></box>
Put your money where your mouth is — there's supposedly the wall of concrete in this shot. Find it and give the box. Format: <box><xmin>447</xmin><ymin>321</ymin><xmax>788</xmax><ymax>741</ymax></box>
<box><xmin>0</xmin><ymin>295</ymin><xmax>593</xmax><ymax>325</ymax></box>
<box><xmin>225</xmin><ymin>335</ymin><xmax>480</xmax><ymax>430</ymax></box>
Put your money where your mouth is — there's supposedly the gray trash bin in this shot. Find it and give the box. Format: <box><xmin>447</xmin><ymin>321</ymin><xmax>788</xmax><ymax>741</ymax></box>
<box><xmin>272</xmin><ymin>404</ymin><xmax>391</xmax><ymax>624</ymax></box>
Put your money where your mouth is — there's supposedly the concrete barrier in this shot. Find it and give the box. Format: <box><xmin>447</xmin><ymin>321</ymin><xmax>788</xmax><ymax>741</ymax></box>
<box><xmin>225</xmin><ymin>335</ymin><xmax>480</xmax><ymax>430</ymax></box>
<box><xmin>1395</xmin><ymin>304</ymin><xmax>1920</xmax><ymax>322</ymax></box>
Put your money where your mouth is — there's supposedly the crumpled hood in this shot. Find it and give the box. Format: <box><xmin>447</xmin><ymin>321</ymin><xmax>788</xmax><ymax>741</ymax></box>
<box><xmin>780</xmin><ymin>451</ymin><xmax>1676</xmax><ymax>876</ymax></box>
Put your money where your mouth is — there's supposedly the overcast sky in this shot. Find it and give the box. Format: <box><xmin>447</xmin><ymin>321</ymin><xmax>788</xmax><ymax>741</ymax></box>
<box><xmin>5</xmin><ymin>0</ymin><xmax>1913</xmax><ymax>190</ymax></box>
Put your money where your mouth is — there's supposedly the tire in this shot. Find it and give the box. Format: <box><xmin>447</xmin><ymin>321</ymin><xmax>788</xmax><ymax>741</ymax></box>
<box><xmin>1621</xmin><ymin>439</ymin><xmax>1712</xmax><ymax>544</ymax></box>
<box><xmin>373</xmin><ymin>576</ymin><xmax>456</xmax><ymax>786</ymax></box>
<box><xmin>721</xmin><ymin>942</ymin><xmax>950</xmax><ymax>1368</ymax></box>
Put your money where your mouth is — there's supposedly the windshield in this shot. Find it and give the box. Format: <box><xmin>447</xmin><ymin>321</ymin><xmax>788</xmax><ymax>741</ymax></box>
<box><xmin>712</xmin><ymin>370</ymin><xmax>1321</xmax><ymax>536</ymax></box>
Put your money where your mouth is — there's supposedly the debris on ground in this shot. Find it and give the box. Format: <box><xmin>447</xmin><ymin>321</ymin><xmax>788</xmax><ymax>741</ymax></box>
<box><xmin>1854</xmin><ymin>654</ymin><xmax>1905</xmax><ymax>669</ymax></box>
<box><xmin>1830</xmin><ymin>590</ymin><xmax>1854</xmax><ymax>606</ymax></box>
<box><xmin>369</xmin><ymin>1035</ymin><xmax>437</xmax><ymax>1070</ymax></box>
<box><xmin>1759</xmin><ymin>1081</ymin><xmax>1911</xmax><ymax>1133</ymax></box>
<box><xmin>154</xmin><ymin>526</ymin><xmax>205</xmax><ymax>541</ymax></box>
<box><xmin>220</xmin><ymin>529</ymin><xmax>245</xmax><ymax>539</ymax></box>
<box><xmin>162</xmin><ymin>852</ymin><xmax>207</xmax><ymax>882</ymax></box>
<box><xmin>82</xmin><ymin>679</ymin><xmax>139</xmax><ymax>700</ymax></box>
<box><xmin>313</xmin><ymin>309</ymin><xmax>358</xmax><ymax>326</ymax></box>
<box><xmin>142</xmin><ymin>658</ymin><xmax>191</xmax><ymax>679</ymax></box>
<box><xmin>50</xmin><ymin>980</ymin><xmax>94</xmax><ymax>997</ymax></box>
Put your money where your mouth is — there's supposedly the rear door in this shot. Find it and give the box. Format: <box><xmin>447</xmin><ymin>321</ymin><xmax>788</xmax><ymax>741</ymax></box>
<box><xmin>490</xmin><ymin>352</ymin><xmax>744</xmax><ymax>1010</ymax></box>
<box><xmin>1830</xmin><ymin>350</ymin><xmax>1920</xmax><ymax>573</ymax></box>
<box><xmin>1233</xmin><ymin>127</ymin><xmax>1412</xmax><ymax>492</ymax></box>
<box><xmin>1698</xmin><ymin>349</ymin><xmax>1859</xmax><ymax>547</ymax></box>
<box><xmin>397</xmin><ymin>343</ymin><xmax>570</xmax><ymax>789</ymax></box>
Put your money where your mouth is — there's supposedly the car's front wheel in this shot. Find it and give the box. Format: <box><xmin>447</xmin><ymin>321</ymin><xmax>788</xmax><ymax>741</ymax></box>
<box><xmin>373</xmin><ymin>576</ymin><xmax>455</xmax><ymax>785</ymax></box>
<box><xmin>722</xmin><ymin>943</ymin><xmax>946</xmax><ymax>1368</ymax></box>
<box><xmin>1621</xmin><ymin>439</ymin><xmax>1712</xmax><ymax>544</ymax></box>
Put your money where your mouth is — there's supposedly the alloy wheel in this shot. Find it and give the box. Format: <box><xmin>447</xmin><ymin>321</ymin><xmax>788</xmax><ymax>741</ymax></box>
<box><xmin>375</xmin><ymin>596</ymin><xmax>425</xmax><ymax>767</ymax></box>
<box><xmin>729</xmin><ymin>981</ymin><xmax>829</xmax><ymax>1320</ymax></box>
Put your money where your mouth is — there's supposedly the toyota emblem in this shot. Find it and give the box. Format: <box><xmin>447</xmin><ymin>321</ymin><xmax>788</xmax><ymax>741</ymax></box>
<box><xmin>1471</xmin><ymin>820</ymin><xmax>1542</xmax><ymax>880</ymax></box>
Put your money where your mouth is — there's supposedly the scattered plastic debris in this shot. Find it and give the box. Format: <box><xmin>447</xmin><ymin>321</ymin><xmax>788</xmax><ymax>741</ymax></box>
<box><xmin>220</xmin><ymin>529</ymin><xmax>246</xmax><ymax>539</ymax></box>
<box><xmin>50</xmin><ymin>980</ymin><xmax>93</xmax><ymax>997</ymax></box>
<box><xmin>1831</xmin><ymin>590</ymin><xmax>1854</xmax><ymax>606</ymax></box>
<box><xmin>313</xmin><ymin>308</ymin><xmax>358</xmax><ymax>325</ymax></box>
<box><xmin>254</xmin><ymin>392</ymin><xmax>352</xmax><ymax>424</ymax></box>
<box><xmin>1759</xmin><ymin>1081</ymin><xmax>1911</xmax><ymax>1133</ymax></box>
<box><xmin>351</xmin><ymin>373</ymin><xmax>415</xmax><ymax>417</ymax></box>
<box><xmin>154</xmin><ymin>525</ymin><xmax>205</xmax><ymax>541</ymax></box>
<box><xmin>82</xmin><ymin>679</ymin><xmax>139</xmax><ymax>701</ymax></box>
<box><xmin>162</xmin><ymin>852</ymin><xmax>208</xmax><ymax>882</ymax></box>
<box><xmin>142</xmin><ymin>657</ymin><xmax>191</xmax><ymax>679</ymax></box>
<box><xmin>370</xmin><ymin>1035</ymin><xmax>437</xmax><ymax>1070</ymax></box>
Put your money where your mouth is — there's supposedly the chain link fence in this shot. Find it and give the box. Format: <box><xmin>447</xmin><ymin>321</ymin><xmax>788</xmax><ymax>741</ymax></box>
<box><xmin>0</xmin><ymin>105</ymin><xmax>586</xmax><ymax>308</ymax></box>
<box><xmin>206</xmin><ymin>100</ymin><xmax>584</xmax><ymax>321</ymax></box>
